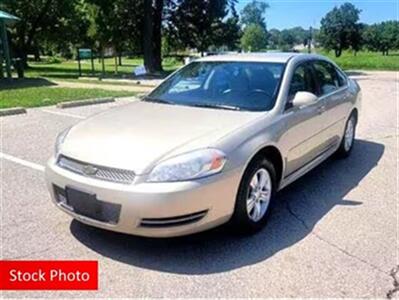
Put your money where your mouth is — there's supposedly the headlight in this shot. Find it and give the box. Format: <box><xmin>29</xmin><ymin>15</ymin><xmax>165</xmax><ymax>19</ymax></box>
<box><xmin>147</xmin><ymin>148</ymin><xmax>227</xmax><ymax>182</ymax></box>
<box><xmin>55</xmin><ymin>127</ymin><xmax>71</xmax><ymax>157</ymax></box>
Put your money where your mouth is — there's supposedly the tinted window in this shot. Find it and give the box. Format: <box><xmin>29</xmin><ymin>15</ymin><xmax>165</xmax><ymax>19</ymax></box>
<box><xmin>336</xmin><ymin>69</ymin><xmax>347</xmax><ymax>87</ymax></box>
<box><xmin>147</xmin><ymin>61</ymin><xmax>285</xmax><ymax>111</ymax></box>
<box><xmin>289</xmin><ymin>64</ymin><xmax>317</xmax><ymax>98</ymax></box>
<box><xmin>313</xmin><ymin>61</ymin><xmax>340</xmax><ymax>96</ymax></box>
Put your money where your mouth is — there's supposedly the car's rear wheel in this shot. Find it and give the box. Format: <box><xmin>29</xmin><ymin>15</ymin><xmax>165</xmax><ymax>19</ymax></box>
<box><xmin>336</xmin><ymin>113</ymin><xmax>357</xmax><ymax>158</ymax></box>
<box><xmin>231</xmin><ymin>157</ymin><xmax>276</xmax><ymax>234</ymax></box>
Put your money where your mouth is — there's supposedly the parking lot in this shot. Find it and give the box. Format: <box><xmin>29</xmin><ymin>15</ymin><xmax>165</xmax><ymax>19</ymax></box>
<box><xmin>1</xmin><ymin>71</ymin><xmax>398</xmax><ymax>298</ymax></box>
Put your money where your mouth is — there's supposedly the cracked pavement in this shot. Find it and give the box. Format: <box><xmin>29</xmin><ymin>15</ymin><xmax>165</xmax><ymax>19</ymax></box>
<box><xmin>0</xmin><ymin>71</ymin><xmax>398</xmax><ymax>298</ymax></box>
<box><xmin>388</xmin><ymin>265</ymin><xmax>399</xmax><ymax>299</ymax></box>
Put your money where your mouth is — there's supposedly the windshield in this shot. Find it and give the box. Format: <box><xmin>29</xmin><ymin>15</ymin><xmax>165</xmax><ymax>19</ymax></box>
<box><xmin>146</xmin><ymin>61</ymin><xmax>286</xmax><ymax>111</ymax></box>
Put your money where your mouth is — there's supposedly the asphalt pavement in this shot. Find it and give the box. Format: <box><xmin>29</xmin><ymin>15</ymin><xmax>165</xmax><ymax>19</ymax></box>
<box><xmin>0</xmin><ymin>71</ymin><xmax>398</xmax><ymax>298</ymax></box>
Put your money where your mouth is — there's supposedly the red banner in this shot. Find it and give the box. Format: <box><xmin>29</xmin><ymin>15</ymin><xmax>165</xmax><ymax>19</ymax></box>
<box><xmin>0</xmin><ymin>260</ymin><xmax>98</xmax><ymax>290</ymax></box>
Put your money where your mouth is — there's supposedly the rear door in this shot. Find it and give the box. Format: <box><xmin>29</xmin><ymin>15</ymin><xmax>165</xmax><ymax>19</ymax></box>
<box><xmin>311</xmin><ymin>60</ymin><xmax>351</xmax><ymax>147</ymax></box>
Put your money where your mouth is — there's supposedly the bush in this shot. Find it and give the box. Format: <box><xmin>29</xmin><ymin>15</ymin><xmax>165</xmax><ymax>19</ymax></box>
<box><xmin>241</xmin><ymin>24</ymin><xmax>268</xmax><ymax>52</ymax></box>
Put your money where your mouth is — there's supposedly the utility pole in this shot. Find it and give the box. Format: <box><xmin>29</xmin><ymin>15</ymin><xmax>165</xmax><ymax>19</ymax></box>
<box><xmin>101</xmin><ymin>48</ymin><xmax>105</xmax><ymax>78</ymax></box>
<box><xmin>308</xmin><ymin>26</ymin><xmax>313</xmax><ymax>54</ymax></box>
<box><xmin>0</xmin><ymin>42</ymin><xmax>4</xmax><ymax>79</ymax></box>
<box><xmin>0</xmin><ymin>20</ymin><xmax>12</xmax><ymax>78</ymax></box>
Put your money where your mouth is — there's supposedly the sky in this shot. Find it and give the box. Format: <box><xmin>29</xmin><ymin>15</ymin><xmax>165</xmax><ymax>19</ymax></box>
<box><xmin>236</xmin><ymin>0</ymin><xmax>399</xmax><ymax>30</ymax></box>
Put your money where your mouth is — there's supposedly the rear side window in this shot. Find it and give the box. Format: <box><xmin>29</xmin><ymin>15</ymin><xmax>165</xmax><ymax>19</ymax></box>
<box><xmin>312</xmin><ymin>61</ymin><xmax>340</xmax><ymax>96</ymax></box>
<box><xmin>288</xmin><ymin>64</ymin><xmax>317</xmax><ymax>99</ymax></box>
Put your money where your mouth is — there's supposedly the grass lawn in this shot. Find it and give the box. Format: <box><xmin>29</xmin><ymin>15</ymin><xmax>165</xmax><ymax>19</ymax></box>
<box><xmin>26</xmin><ymin>52</ymin><xmax>398</xmax><ymax>79</ymax></box>
<box><xmin>317</xmin><ymin>50</ymin><xmax>399</xmax><ymax>71</ymax></box>
<box><xmin>25</xmin><ymin>57</ymin><xmax>183</xmax><ymax>80</ymax></box>
<box><xmin>0</xmin><ymin>56</ymin><xmax>180</xmax><ymax>109</ymax></box>
<box><xmin>0</xmin><ymin>85</ymin><xmax>135</xmax><ymax>109</ymax></box>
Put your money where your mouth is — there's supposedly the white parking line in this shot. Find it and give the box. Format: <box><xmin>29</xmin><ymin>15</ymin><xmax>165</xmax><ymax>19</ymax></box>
<box><xmin>0</xmin><ymin>152</ymin><xmax>45</xmax><ymax>172</ymax></box>
<box><xmin>40</xmin><ymin>109</ymin><xmax>86</xmax><ymax>119</ymax></box>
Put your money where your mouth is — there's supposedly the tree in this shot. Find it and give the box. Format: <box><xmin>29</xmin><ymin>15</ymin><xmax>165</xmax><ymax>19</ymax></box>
<box><xmin>1</xmin><ymin>0</ymin><xmax>90</xmax><ymax>66</ymax></box>
<box><xmin>214</xmin><ymin>15</ymin><xmax>242</xmax><ymax>51</ymax></box>
<box><xmin>363</xmin><ymin>21</ymin><xmax>399</xmax><ymax>55</ymax></box>
<box><xmin>240</xmin><ymin>0</ymin><xmax>269</xmax><ymax>30</ymax></box>
<box><xmin>87</xmin><ymin>0</ymin><xmax>163</xmax><ymax>74</ymax></box>
<box><xmin>143</xmin><ymin>0</ymin><xmax>163</xmax><ymax>73</ymax></box>
<box><xmin>267</xmin><ymin>27</ymin><xmax>311</xmax><ymax>50</ymax></box>
<box><xmin>166</xmin><ymin>0</ymin><xmax>238</xmax><ymax>56</ymax></box>
<box><xmin>268</xmin><ymin>28</ymin><xmax>280</xmax><ymax>49</ymax></box>
<box><xmin>278</xmin><ymin>29</ymin><xmax>295</xmax><ymax>49</ymax></box>
<box><xmin>287</xmin><ymin>26</ymin><xmax>309</xmax><ymax>46</ymax></box>
<box><xmin>240</xmin><ymin>24</ymin><xmax>267</xmax><ymax>52</ymax></box>
<box><xmin>350</xmin><ymin>22</ymin><xmax>365</xmax><ymax>55</ymax></box>
<box><xmin>319</xmin><ymin>2</ymin><xmax>362</xmax><ymax>57</ymax></box>
<box><xmin>224</xmin><ymin>16</ymin><xmax>242</xmax><ymax>50</ymax></box>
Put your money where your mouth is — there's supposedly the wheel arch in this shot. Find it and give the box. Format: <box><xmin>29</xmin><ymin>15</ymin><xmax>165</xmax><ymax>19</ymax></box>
<box><xmin>244</xmin><ymin>145</ymin><xmax>284</xmax><ymax>189</ymax></box>
<box><xmin>351</xmin><ymin>108</ymin><xmax>358</xmax><ymax>124</ymax></box>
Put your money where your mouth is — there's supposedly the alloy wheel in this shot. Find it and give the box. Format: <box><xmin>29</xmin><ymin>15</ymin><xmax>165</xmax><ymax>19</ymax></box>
<box><xmin>344</xmin><ymin>117</ymin><xmax>355</xmax><ymax>151</ymax></box>
<box><xmin>246</xmin><ymin>168</ymin><xmax>272</xmax><ymax>222</ymax></box>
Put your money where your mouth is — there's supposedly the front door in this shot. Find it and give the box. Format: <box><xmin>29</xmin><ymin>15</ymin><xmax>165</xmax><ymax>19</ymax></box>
<box><xmin>279</xmin><ymin>62</ymin><xmax>328</xmax><ymax>178</ymax></box>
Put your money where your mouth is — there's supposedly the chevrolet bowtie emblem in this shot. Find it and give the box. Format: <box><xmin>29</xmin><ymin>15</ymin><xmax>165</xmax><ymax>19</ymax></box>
<box><xmin>83</xmin><ymin>165</ymin><xmax>98</xmax><ymax>176</ymax></box>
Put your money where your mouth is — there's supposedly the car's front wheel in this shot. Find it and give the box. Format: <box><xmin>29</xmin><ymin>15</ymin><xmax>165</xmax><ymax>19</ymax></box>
<box><xmin>231</xmin><ymin>157</ymin><xmax>276</xmax><ymax>234</ymax></box>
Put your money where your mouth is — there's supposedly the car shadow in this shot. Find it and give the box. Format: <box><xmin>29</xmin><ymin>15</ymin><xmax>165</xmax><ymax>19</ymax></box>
<box><xmin>70</xmin><ymin>139</ymin><xmax>384</xmax><ymax>275</ymax></box>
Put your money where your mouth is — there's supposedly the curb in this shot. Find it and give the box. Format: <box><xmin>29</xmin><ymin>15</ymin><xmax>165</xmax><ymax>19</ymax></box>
<box><xmin>56</xmin><ymin>97</ymin><xmax>115</xmax><ymax>109</ymax></box>
<box><xmin>78</xmin><ymin>77</ymin><xmax>159</xmax><ymax>87</ymax></box>
<box><xmin>0</xmin><ymin>107</ymin><xmax>27</xmax><ymax>117</ymax></box>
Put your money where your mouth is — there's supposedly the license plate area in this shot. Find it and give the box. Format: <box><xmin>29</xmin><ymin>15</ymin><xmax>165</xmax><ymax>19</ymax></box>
<box><xmin>64</xmin><ymin>186</ymin><xmax>121</xmax><ymax>224</ymax></box>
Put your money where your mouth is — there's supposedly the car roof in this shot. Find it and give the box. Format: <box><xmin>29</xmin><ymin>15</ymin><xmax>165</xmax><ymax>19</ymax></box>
<box><xmin>196</xmin><ymin>52</ymin><xmax>304</xmax><ymax>63</ymax></box>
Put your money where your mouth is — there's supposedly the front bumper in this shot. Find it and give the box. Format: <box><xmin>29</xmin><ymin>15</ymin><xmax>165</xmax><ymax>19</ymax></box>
<box><xmin>45</xmin><ymin>157</ymin><xmax>242</xmax><ymax>237</ymax></box>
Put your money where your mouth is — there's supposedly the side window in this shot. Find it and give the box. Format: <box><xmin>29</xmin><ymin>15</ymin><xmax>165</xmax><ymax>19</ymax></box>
<box><xmin>312</xmin><ymin>61</ymin><xmax>340</xmax><ymax>96</ymax></box>
<box><xmin>288</xmin><ymin>64</ymin><xmax>316</xmax><ymax>99</ymax></box>
<box><xmin>336</xmin><ymin>69</ymin><xmax>347</xmax><ymax>87</ymax></box>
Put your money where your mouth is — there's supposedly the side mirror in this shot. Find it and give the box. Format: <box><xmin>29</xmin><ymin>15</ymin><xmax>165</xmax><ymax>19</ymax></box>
<box><xmin>292</xmin><ymin>91</ymin><xmax>318</xmax><ymax>108</ymax></box>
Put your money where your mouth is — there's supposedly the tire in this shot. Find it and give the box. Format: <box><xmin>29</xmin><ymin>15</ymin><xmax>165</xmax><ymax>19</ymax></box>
<box><xmin>336</xmin><ymin>113</ymin><xmax>357</xmax><ymax>158</ymax></box>
<box><xmin>230</xmin><ymin>157</ymin><xmax>277</xmax><ymax>234</ymax></box>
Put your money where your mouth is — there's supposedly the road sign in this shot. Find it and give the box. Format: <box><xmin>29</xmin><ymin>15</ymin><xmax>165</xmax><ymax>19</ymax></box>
<box><xmin>78</xmin><ymin>48</ymin><xmax>92</xmax><ymax>60</ymax></box>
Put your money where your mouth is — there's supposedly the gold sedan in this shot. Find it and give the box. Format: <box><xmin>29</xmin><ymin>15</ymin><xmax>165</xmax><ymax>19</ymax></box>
<box><xmin>46</xmin><ymin>53</ymin><xmax>361</xmax><ymax>237</ymax></box>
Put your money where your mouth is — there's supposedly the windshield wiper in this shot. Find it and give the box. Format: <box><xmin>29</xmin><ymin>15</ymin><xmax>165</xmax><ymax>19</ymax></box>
<box><xmin>144</xmin><ymin>97</ymin><xmax>242</xmax><ymax>111</ymax></box>
<box><xmin>190</xmin><ymin>103</ymin><xmax>242</xmax><ymax>111</ymax></box>
<box><xmin>143</xmin><ymin>97</ymin><xmax>174</xmax><ymax>105</ymax></box>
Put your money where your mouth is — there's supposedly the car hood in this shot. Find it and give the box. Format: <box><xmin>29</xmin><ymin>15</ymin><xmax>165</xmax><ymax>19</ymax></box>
<box><xmin>61</xmin><ymin>101</ymin><xmax>261</xmax><ymax>174</ymax></box>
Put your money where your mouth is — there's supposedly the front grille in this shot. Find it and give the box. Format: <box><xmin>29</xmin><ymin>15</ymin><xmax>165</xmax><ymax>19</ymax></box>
<box><xmin>57</xmin><ymin>155</ymin><xmax>135</xmax><ymax>184</ymax></box>
<box><xmin>53</xmin><ymin>185</ymin><xmax>121</xmax><ymax>224</ymax></box>
<box><xmin>140</xmin><ymin>210</ymin><xmax>208</xmax><ymax>228</ymax></box>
